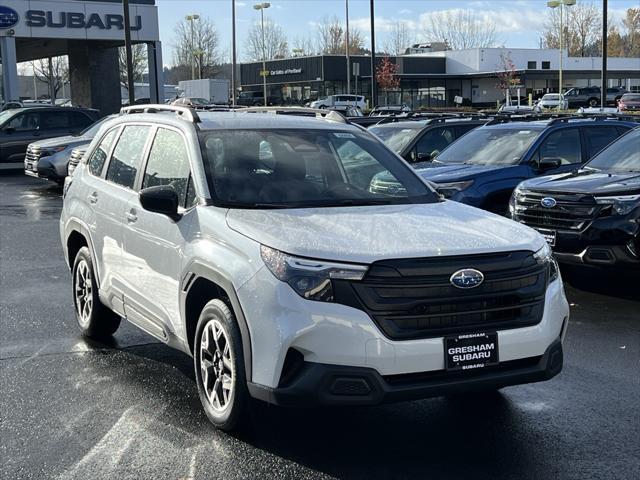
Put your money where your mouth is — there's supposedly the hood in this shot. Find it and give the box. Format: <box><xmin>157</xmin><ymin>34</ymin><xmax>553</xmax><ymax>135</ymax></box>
<box><xmin>226</xmin><ymin>202</ymin><xmax>544</xmax><ymax>264</ymax></box>
<box><xmin>30</xmin><ymin>135</ymin><xmax>91</xmax><ymax>150</ymax></box>
<box><xmin>521</xmin><ymin>169</ymin><xmax>640</xmax><ymax>196</ymax></box>
<box><xmin>416</xmin><ymin>163</ymin><xmax>507</xmax><ymax>183</ymax></box>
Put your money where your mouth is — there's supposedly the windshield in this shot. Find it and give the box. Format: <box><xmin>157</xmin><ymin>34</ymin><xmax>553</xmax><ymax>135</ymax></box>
<box><xmin>542</xmin><ymin>94</ymin><xmax>560</xmax><ymax>100</ymax></box>
<box><xmin>200</xmin><ymin>129</ymin><xmax>438</xmax><ymax>208</ymax></box>
<box><xmin>435</xmin><ymin>127</ymin><xmax>540</xmax><ymax>166</ymax></box>
<box><xmin>585</xmin><ymin>129</ymin><xmax>640</xmax><ymax>173</ymax></box>
<box><xmin>190</xmin><ymin>98</ymin><xmax>210</xmax><ymax>105</ymax></box>
<box><xmin>369</xmin><ymin>125</ymin><xmax>421</xmax><ymax>154</ymax></box>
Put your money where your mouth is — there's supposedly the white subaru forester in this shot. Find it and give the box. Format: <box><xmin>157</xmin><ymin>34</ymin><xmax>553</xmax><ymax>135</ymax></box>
<box><xmin>60</xmin><ymin>106</ymin><xmax>570</xmax><ymax>431</ymax></box>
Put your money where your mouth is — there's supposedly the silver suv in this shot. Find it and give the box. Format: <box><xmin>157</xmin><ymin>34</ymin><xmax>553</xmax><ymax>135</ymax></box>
<box><xmin>61</xmin><ymin>105</ymin><xmax>569</xmax><ymax>431</ymax></box>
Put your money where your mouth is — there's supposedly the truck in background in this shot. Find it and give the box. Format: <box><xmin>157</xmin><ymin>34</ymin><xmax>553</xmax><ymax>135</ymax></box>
<box><xmin>177</xmin><ymin>79</ymin><xmax>230</xmax><ymax>105</ymax></box>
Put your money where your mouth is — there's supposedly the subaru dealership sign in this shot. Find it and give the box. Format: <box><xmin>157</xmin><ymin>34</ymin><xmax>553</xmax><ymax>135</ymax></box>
<box><xmin>1</xmin><ymin>0</ymin><xmax>159</xmax><ymax>41</ymax></box>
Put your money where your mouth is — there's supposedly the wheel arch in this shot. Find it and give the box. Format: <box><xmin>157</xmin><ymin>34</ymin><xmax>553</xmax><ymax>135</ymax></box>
<box><xmin>180</xmin><ymin>261</ymin><xmax>253</xmax><ymax>381</ymax></box>
<box><xmin>64</xmin><ymin>220</ymin><xmax>101</xmax><ymax>287</ymax></box>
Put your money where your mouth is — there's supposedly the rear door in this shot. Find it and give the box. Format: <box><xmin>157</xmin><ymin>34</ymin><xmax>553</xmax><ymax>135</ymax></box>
<box><xmin>90</xmin><ymin>124</ymin><xmax>153</xmax><ymax>309</ymax></box>
<box><xmin>121</xmin><ymin>126</ymin><xmax>198</xmax><ymax>340</ymax></box>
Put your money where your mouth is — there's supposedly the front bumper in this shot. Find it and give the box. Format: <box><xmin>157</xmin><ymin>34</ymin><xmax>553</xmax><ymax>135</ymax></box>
<box><xmin>248</xmin><ymin>338</ymin><xmax>564</xmax><ymax>407</ymax></box>
<box><xmin>238</xmin><ymin>266</ymin><xmax>570</xmax><ymax>392</ymax></box>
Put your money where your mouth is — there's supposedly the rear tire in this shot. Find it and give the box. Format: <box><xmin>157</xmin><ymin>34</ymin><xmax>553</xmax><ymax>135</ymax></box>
<box><xmin>194</xmin><ymin>299</ymin><xmax>249</xmax><ymax>431</ymax></box>
<box><xmin>72</xmin><ymin>247</ymin><xmax>121</xmax><ymax>339</ymax></box>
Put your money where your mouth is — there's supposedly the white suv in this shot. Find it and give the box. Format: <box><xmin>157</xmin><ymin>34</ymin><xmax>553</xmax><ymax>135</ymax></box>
<box><xmin>310</xmin><ymin>94</ymin><xmax>366</xmax><ymax>110</ymax></box>
<box><xmin>60</xmin><ymin>105</ymin><xmax>569</xmax><ymax>431</ymax></box>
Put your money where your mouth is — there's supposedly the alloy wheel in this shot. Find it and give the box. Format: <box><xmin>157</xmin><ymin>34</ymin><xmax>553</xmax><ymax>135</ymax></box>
<box><xmin>74</xmin><ymin>259</ymin><xmax>93</xmax><ymax>326</ymax></box>
<box><xmin>199</xmin><ymin>319</ymin><xmax>235</xmax><ymax>413</ymax></box>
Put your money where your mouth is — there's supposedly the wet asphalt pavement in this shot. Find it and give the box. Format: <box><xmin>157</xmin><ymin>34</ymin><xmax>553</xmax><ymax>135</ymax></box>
<box><xmin>1</xmin><ymin>174</ymin><xmax>639</xmax><ymax>480</ymax></box>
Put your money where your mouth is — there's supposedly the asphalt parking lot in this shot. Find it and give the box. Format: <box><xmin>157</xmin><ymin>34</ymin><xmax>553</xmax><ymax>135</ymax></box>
<box><xmin>1</xmin><ymin>174</ymin><xmax>638</xmax><ymax>480</ymax></box>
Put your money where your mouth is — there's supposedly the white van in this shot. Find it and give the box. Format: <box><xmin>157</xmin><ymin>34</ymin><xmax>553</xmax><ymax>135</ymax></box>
<box><xmin>310</xmin><ymin>94</ymin><xmax>366</xmax><ymax>110</ymax></box>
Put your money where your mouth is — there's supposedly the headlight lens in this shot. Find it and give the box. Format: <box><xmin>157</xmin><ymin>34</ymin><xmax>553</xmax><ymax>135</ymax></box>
<box><xmin>595</xmin><ymin>194</ymin><xmax>640</xmax><ymax>216</ymax></box>
<box><xmin>435</xmin><ymin>180</ymin><xmax>474</xmax><ymax>199</ymax></box>
<box><xmin>260</xmin><ymin>245</ymin><xmax>368</xmax><ymax>302</ymax></box>
<box><xmin>534</xmin><ymin>243</ymin><xmax>559</xmax><ymax>282</ymax></box>
<box><xmin>509</xmin><ymin>186</ymin><xmax>524</xmax><ymax>216</ymax></box>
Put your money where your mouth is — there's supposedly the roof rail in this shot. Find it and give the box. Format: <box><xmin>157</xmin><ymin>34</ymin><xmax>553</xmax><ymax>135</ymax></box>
<box><xmin>240</xmin><ymin>106</ymin><xmax>347</xmax><ymax>123</ymax></box>
<box><xmin>120</xmin><ymin>104</ymin><xmax>201</xmax><ymax>123</ymax></box>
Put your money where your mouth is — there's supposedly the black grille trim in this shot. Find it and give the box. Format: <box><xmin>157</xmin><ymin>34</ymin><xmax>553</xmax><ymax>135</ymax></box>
<box><xmin>513</xmin><ymin>190</ymin><xmax>602</xmax><ymax>231</ymax></box>
<box><xmin>333</xmin><ymin>251</ymin><xmax>547</xmax><ymax>340</ymax></box>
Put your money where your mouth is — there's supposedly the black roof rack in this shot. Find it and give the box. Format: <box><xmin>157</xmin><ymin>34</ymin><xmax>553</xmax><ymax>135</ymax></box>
<box><xmin>120</xmin><ymin>104</ymin><xmax>201</xmax><ymax>123</ymax></box>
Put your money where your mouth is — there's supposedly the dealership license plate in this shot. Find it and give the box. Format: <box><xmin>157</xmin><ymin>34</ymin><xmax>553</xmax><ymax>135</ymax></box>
<box><xmin>536</xmin><ymin>228</ymin><xmax>557</xmax><ymax>246</ymax></box>
<box><xmin>445</xmin><ymin>332</ymin><xmax>499</xmax><ymax>372</ymax></box>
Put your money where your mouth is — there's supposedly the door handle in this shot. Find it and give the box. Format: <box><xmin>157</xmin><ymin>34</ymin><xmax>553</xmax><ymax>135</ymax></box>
<box><xmin>88</xmin><ymin>193</ymin><xmax>98</xmax><ymax>204</ymax></box>
<box><xmin>126</xmin><ymin>211</ymin><xmax>138</xmax><ymax>223</ymax></box>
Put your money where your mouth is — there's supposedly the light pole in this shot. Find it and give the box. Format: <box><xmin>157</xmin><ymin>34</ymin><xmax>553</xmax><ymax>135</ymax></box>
<box><xmin>547</xmin><ymin>0</ymin><xmax>576</xmax><ymax>108</ymax></box>
<box><xmin>123</xmin><ymin>0</ymin><xmax>135</xmax><ymax>107</ymax></box>
<box><xmin>370</xmin><ymin>0</ymin><xmax>376</xmax><ymax>109</ymax></box>
<box><xmin>253</xmin><ymin>3</ymin><xmax>271</xmax><ymax>106</ymax></box>
<box><xmin>345</xmin><ymin>0</ymin><xmax>350</xmax><ymax>95</ymax></box>
<box><xmin>231</xmin><ymin>0</ymin><xmax>237</xmax><ymax>106</ymax></box>
<box><xmin>185</xmin><ymin>14</ymin><xmax>200</xmax><ymax>81</ymax></box>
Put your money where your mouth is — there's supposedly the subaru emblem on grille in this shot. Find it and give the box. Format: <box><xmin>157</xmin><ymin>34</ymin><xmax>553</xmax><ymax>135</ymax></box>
<box><xmin>541</xmin><ymin>197</ymin><xmax>557</xmax><ymax>208</ymax></box>
<box><xmin>450</xmin><ymin>269</ymin><xmax>484</xmax><ymax>289</ymax></box>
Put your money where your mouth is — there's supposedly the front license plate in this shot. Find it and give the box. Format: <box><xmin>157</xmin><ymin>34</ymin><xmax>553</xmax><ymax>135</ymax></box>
<box><xmin>445</xmin><ymin>332</ymin><xmax>499</xmax><ymax>372</ymax></box>
<box><xmin>536</xmin><ymin>228</ymin><xmax>556</xmax><ymax>246</ymax></box>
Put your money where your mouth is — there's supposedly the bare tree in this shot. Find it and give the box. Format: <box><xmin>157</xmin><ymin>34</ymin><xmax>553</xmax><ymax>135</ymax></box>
<box><xmin>317</xmin><ymin>15</ymin><xmax>367</xmax><ymax>55</ymax></box>
<box><xmin>31</xmin><ymin>56</ymin><xmax>68</xmax><ymax>100</ymax></box>
<box><xmin>621</xmin><ymin>7</ymin><xmax>640</xmax><ymax>56</ymax></box>
<box><xmin>384</xmin><ymin>21</ymin><xmax>414</xmax><ymax>55</ymax></box>
<box><xmin>291</xmin><ymin>35</ymin><xmax>316</xmax><ymax>56</ymax></box>
<box><xmin>245</xmin><ymin>20</ymin><xmax>289</xmax><ymax>61</ymax></box>
<box><xmin>119</xmin><ymin>44</ymin><xmax>148</xmax><ymax>91</ymax></box>
<box><xmin>173</xmin><ymin>16</ymin><xmax>222</xmax><ymax>78</ymax></box>
<box><xmin>422</xmin><ymin>10</ymin><xmax>497</xmax><ymax>50</ymax></box>
<box><xmin>541</xmin><ymin>2</ymin><xmax>601</xmax><ymax>57</ymax></box>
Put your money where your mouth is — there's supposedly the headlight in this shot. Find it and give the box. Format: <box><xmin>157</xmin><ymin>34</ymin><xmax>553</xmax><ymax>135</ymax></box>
<box><xmin>260</xmin><ymin>245</ymin><xmax>368</xmax><ymax>302</ymax></box>
<box><xmin>435</xmin><ymin>180</ymin><xmax>474</xmax><ymax>199</ymax></box>
<box><xmin>595</xmin><ymin>194</ymin><xmax>640</xmax><ymax>216</ymax></box>
<box><xmin>509</xmin><ymin>186</ymin><xmax>524</xmax><ymax>216</ymax></box>
<box><xmin>534</xmin><ymin>243</ymin><xmax>559</xmax><ymax>282</ymax></box>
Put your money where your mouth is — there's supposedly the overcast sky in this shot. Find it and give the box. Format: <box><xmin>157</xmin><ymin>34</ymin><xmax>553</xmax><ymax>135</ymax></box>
<box><xmin>155</xmin><ymin>0</ymin><xmax>638</xmax><ymax>65</ymax></box>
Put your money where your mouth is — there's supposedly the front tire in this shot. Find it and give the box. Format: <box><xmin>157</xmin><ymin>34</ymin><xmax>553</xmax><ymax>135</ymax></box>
<box><xmin>72</xmin><ymin>247</ymin><xmax>121</xmax><ymax>339</ymax></box>
<box><xmin>588</xmin><ymin>97</ymin><xmax>599</xmax><ymax>107</ymax></box>
<box><xmin>194</xmin><ymin>299</ymin><xmax>248</xmax><ymax>431</ymax></box>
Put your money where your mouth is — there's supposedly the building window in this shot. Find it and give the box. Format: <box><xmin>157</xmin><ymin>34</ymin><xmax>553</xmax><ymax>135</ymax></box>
<box><xmin>542</xmin><ymin>61</ymin><xmax>551</xmax><ymax>70</ymax></box>
<box><xmin>527</xmin><ymin>61</ymin><xmax>537</xmax><ymax>69</ymax></box>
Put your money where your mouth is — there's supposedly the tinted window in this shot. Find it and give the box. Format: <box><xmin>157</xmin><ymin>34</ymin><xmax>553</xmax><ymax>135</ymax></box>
<box><xmin>200</xmin><ymin>129</ymin><xmax>437</xmax><ymax>208</ymax></box>
<box><xmin>527</xmin><ymin>61</ymin><xmax>536</xmax><ymax>69</ymax></box>
<box><xmin>369</xmin><ymin>124</ymin><xmax>422</xmax><ymax>154</ymax></box>
<box><xmin>88</xmin><ymin>128</ymin><xmax>119</xmax><ymax>177</ymax></box>
<box><xmin>586</xmin><ymin>129</ymin><xmax>640</xmax><ymax>173</ymax></box>
<box><xmin>583</xmin><ymin>126</ymin><xmax>621</xmax><ymax>158</ymax></box>
<box><xmin>542</xmin><ymin>61</ymin><xmax>550</xmax><ymax>69</ymax></box>
<box><xmin>68</xmin><ymin>111</ymin><xmax>92</xmax><ymax>129</ymax></box>
<box><xmin>142</xmin><ymin>128</ymin><xmax>192</xmax><ymax>207</ymax></box>
<box><xmin>455</xmin><ymin>124</ymin><xmax>479</xmax><ymax>138</ymax></box>
<box><xmin>7</xmin><ymin>112</ymin><xmax>40</xmax><ymax>131</ymax></box>
<box><xmin>106</xmin><ymin>125</ymin><xmax>151</xmax><ymax>189</ymax></box>
<box><xmin>40</xmin><ymin>111</ymin><xmax>69</xmax><ymax>129</ymax></box>
<box><xmin>416</xmin><ymin>127</ymin><xmax>456</xmax><ymax>158</ymax></box>
<box><xmin>537</xmin><ymin>128</ymin><xmax>582</xmax><ymax>165</ymax></box>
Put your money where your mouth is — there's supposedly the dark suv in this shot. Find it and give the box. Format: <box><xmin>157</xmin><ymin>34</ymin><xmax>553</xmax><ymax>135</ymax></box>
<box><xmin>417</xmin><ymin>116</ymin><xmax>638</xmax><ymax>214</ymax></box>
<box><xmin>369</xmin><ymin>116</ymin><xmax>487</xmax><ymax>163</ymax></box>
<box><xmin>0</xmin><ymin>107</ymin><xmax>99</xmax><ymax>167</ymax></box>
<box><xmin>511</xmin><ymin>128</ymin><xmax>639</xmax><ymax>268</ymax></box>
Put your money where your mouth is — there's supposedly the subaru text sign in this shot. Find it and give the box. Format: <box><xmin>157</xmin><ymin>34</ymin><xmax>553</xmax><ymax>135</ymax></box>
<box><xmin>0</xmin><ymin>6</ymin><xmax>20</xmax><ymax>29</ymax></box>
<box><xmin>1</xmin><ymin>0</ymin><xmax>159</xmax><ymax>42</ymax></box>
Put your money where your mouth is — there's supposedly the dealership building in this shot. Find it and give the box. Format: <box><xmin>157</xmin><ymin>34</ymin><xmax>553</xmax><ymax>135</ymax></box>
<box><xmin>0</xmin><ymin>0</ymin><xmax>163</xmax><ymax>114</ymax></box>
<box><xmin>240</xmin><ymin>47</ymin><xmax>640</xmax><ymax>108</ymax></box>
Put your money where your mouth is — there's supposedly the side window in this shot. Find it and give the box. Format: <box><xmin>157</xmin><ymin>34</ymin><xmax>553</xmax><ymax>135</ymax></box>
<box><xmin>40</xmin><ymin>111</ymin><xmax>70</xmax><ymax>130</ymax></box>
<box><xmin>142</xmin><ymin>128</ymin><xmax>192</xmax><ymax>207</ymax></box>
<box><xmin>106</xmin><ymin>125</ymin><xmax>151</xmax><ymax>189</ymax></box>
<box><xmin>69</xmin><ymin>112</ymin><xmax>93</xmax><ymax>129</ymax></box>
<box><xmin>7</xmin><ymin>113</ymin><xmax>39</xmax><ymax>131</ymax></box>
<box><xmin>584</xmin><ymin>127</ymin><xmax>620</xmax><ymax>159</ymax></box>
<box><xmin>537</xmin><ymin>128</ymin><xmax>582</xmax><ymax>165</ymax></box>
<box><xmin>416</xmin><ymin>127</ymin><xmax>456</xmax><ymax>158</ymax></box>
<box><xmin>335</xmin><ymin>139</ymin><xmax>387</xmax><ymax>190</ymax></box>
<box><xmin>87</xmin><ymin>128</ymin><xmax>119</xmax><ymax>177</ymax></box>
<box><xmin>455</xmin><ymin>124</ymin><xmax>478</xmax><ymax>138</ymax></box>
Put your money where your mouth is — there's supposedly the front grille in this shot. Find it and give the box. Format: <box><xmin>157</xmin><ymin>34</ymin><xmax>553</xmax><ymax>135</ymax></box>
<box><xmin>333</xmin><ymin>251</ymin><xmax>547</xmax><ymax>340</ymax></box>
<box><xmin>24</xmin><ymin>144</ymin><xmax>42</xmax><ymax>172</ymax></box>
<box><xmin>513</xmin><ymin>190</ymin><xmax>601</xmax><ymax>231</ymax></box>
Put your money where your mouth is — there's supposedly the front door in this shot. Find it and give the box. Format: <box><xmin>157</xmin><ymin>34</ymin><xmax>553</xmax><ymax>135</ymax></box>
<box><xmin>121</xmin><ymin>126</ymin><xmax>198</xmax><ymax>342</ymax></box>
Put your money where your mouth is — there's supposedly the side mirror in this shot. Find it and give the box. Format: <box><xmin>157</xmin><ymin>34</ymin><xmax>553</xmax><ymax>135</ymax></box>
<box><xmin>416</xmin><ymin>152</ymin><xmax>432</xmax><ymax>161</ymax></box>
<box><xmin>538</xmin><ymin>157</ymin><xmax>562</xmax><ymax>170</ymax></box>
<box><xmin>3</xmin><ymin>126</ymin><xmax>15</xmax><ymax>134</ymax></box>
<box><xmin>139</xmin><ymin>185</ymin><xmax>181</xmax><ymax>221</ymax></box>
